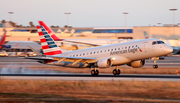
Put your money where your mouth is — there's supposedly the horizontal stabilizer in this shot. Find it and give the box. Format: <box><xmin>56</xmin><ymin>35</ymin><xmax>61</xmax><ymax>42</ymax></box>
<box><xmin>27</xmin><ymin>45</ymin><xmax>42</xmax><ymax>56</ymax></box>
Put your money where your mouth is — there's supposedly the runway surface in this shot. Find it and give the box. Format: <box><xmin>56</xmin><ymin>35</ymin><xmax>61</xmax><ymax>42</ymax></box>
<box><xmin>0</xmin><ymin>57</ymin><xmax>180</xmax><ymax>81</ymax></box>
<box><xmin>1</xmin><ymin>74</ymin><xmax>180</xmax><ymax>81</ymax></box>
<box><xmin>0</xmin><ymin>57</ymin><xmax>180</xmax><ymax>67</ymax></box>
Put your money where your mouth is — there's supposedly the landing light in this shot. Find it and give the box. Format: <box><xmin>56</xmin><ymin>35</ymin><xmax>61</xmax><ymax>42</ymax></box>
<box><xmin>112</xmin><ymin>58</ymin><xmax>116</xmax><ymax>60</ymax></box>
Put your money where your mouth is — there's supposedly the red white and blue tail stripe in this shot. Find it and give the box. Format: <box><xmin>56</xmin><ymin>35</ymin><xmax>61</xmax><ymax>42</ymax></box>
<box><xmin>38</xmin><ymin>21</ymin><xmax>61</xmax><ymax>41</ymax></box>
<box><xmin>0</xmin><ymin>31</ymin><xmax>6</xmax><ymax>49</ymax></box>
<box><xmin>37</xmin><ymin>26</ymin><xmax>62</xmax><ymax>55</ymax></box>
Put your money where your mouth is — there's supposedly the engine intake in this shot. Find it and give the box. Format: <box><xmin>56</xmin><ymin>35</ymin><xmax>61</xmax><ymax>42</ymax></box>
<box><xmin>127</xmin><ymin>59</ymin><xmax>145</xmax><ymax>68</ymax></box>
<box><xmin>96</xmin><ymin>58</ymin><xmax>112</xmax><ymax>68</ymax></box>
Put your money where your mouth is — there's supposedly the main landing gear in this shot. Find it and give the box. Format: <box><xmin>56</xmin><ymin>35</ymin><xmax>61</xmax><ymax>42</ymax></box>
<box><xmin>91</xmin><ymin>68</ymin><xmax>99</xmax><ymax>76</ymax></box>
<box><xmin>89</xmin><ymin>65</ymin><xmax>121</xmax><ymax>76</ymax></box>
<box><xmin>112</xmin><ymin>66</ymin><xmax>121</xmax><ymax>75</ymax></box>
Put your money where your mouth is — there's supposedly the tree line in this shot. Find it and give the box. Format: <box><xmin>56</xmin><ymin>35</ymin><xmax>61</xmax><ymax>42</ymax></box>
<box><xmin>1</xmin><ymin>20</ymin><xmax>72</xmax><ymax>28</ymax></box>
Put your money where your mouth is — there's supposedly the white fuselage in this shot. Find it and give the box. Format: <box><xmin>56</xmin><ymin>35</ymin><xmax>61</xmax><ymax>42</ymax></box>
<box><xmin>49</xmin><ymin>38</ymin><xmax>172</xmax><ymax>66</ymax></box>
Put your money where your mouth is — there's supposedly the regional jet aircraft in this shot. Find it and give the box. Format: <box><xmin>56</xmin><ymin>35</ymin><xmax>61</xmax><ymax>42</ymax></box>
<box><xmin>26</xmin><ymin>25</ymin><xmax>173</xmax><ymax>76</ymax></box>
<box><xmin>39</xmin><ymin>21</ymin><xmax>180</xmax><ymax>56</ymax></box>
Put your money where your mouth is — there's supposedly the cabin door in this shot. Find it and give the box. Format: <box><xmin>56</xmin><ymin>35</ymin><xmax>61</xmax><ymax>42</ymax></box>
<box><xmin>143</xmin><ymin>42</ymin><xmax>148</xmax><ymax>52</ymax></box>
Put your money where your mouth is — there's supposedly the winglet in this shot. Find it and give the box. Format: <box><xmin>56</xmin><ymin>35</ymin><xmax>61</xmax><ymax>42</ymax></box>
<box><xmin>38</xmin><ymin>21</ymin><xmax>62</xmax><ymax>41</ymax></box>
<box><xmin>144</xmin><ymin>31</ymin><xmax>149</xmax><ymax>39</ymax></box>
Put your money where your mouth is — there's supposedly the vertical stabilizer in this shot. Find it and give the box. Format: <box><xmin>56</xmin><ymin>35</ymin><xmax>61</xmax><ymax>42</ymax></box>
<box><xmin>37</xmin><ymin>26</ymin><xmax>63</xmax><ymax>55</ymax></box>
<box><xmin>144</xmin><ymin>31</ymin><xmax>149</xmax><ymax>39</ymax></box>
<box><xmin>0</xmin><ymin>31</ymin><xmax>6</xmax><ymax>49</ymax></box>
<box><xmin>38</xmin><ymin>21</ymin><xmax>61</xmax><ymax>41</ymax></box>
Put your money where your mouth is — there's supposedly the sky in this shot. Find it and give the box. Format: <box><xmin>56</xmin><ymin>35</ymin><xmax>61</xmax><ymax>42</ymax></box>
<box><xmin>0</xmin><ymin>0</ymin><xmax>180</xmax><ymax>27</ymax></box>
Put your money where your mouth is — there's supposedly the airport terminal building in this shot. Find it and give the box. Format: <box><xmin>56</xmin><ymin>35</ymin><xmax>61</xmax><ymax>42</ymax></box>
<box><xmin>0</xmin><ymin>25</ymin><xmax>180</xmax><ymax>41</ymax></box>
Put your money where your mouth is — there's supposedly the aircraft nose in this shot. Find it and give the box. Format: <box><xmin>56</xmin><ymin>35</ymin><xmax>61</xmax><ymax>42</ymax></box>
<box><xmin>166</xmin><ymin>46</ymin><xmax>173</xmax><ymax>54</ymax></box>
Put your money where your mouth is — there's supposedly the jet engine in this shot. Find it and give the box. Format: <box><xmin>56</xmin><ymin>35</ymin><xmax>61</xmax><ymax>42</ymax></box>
<box><xmin>127</xmin><ymin>59</ymin><xmax>145</xmax><ymax>68</ymax></box>
<box><xmin>96</xmin><ymin>58</ymin><xmax>112</xmax><ymax>68</ymax></box>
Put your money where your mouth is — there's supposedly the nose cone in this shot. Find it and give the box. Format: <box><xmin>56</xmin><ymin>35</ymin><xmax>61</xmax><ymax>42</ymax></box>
<box><xmin>166</xmin><ymin>46</ymin><xmax>173</xmax><ymax>54</ymax></box>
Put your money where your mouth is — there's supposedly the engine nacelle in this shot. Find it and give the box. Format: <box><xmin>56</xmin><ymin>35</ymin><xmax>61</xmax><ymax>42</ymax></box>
<box><xmin>96</xmin><ymin>58</ymin><xmax>112</xmax><ymax>68</ymax></box>
<box><xmin>127</xmin><ymin>59</ymin><xmax>145</xmax><ymax>68</ymax></box>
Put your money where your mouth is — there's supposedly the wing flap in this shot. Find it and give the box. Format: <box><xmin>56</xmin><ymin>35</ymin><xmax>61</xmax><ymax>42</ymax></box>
<box><xmin>24</xmin><ymin>56</ymin><xmax>53</xmax><ymax>61</ymax></box>
<box><xmin>51</xmin><ymin>56</ymin><xmax>98</xmax><ymax>63</ymax></box>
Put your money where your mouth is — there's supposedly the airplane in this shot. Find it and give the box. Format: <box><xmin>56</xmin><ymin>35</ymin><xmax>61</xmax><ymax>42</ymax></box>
<box><xmin>0</xmin><ymin>31</ymin><xmax>11</xmax><ymax>49</ymax></box>
<box><xmin>25</xmin><ymin>25</ymin><xmax>173</xmax><ymax>76</ymax></box>
<box><xmin>0</xmin><ymin>31</ymin><xmax>11</xmax><ymax>56</ymax></box>
<box><xmin>3</xmin><ymin>41</ymin><xmax>41</xmax><ymax>57</ymax></box>
<box><xmin>39</xmin><ymin>21</ymin><xmax>180</xmax><ymax>56</ymax></box>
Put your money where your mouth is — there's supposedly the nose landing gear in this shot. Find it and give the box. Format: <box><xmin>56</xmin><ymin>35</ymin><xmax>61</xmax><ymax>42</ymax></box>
<box><xmin>152</xmin><ymin>57</ymin><xmax>158</xmax><ymax>69</ymax></box>
<box><xmin>153</xmin><ymin>64</ymin><xmax>158</xmax><ymax>69</ymax></box>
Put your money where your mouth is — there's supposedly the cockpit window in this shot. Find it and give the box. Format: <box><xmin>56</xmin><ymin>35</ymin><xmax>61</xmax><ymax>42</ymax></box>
<box><xmin>152</xmin><ymin>41</ymin><xmax>164</xmax><ymax>45</ymax></box>
<box><xmin>157</xmin><ymin>41</ymin><xmax>164</xmax><ymax>44</ymax></box>
<box><xmin>152</xmin><ymin>41</ymin><xmax>157</xmax><ymax>45</ymax></box>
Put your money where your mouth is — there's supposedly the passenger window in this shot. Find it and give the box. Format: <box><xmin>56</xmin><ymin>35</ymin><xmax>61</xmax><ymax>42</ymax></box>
<box><xmin>118</xmin><ymin>48</ymin><xmax>120</xmax><ymax>50</ymax></box>
<box><xmin>90</xmin><ymin>52</ymin><xmax>92</xmax><ymax>54</ymax></box>
<box><xmin>73</xmin><ymin>55</ymin><xmax>75</xmax><ymax>57</ymax></box>
<box><xmin>83</xmin><ymin>53</ymin><xmax>85</xmax><ymax>55</ymax></box>
<box><xmin>97</xmin><ymin>51</ymin><xmax>99</xmax><ymax>53</ymax></box>
<box><xmin>108</xmin><ymin>49</ymin><xmax>110</xmax><ymax>52</ymax></box>
<box><xmin>115</xmin><ymin>48</ymin><xmax>116</xmax><ymax>50</ymax></box>
<box><xmin>80</xmin><ymin>54</ymin><xmax>81</xmax><ymax>56</ymax></box>
<box><xmin>125</xmin><ymin>47</ymin><xmax>127</xmax><ymax>49</ymax></box>
<box><xmin>104</xmin><ymin>50</ymin><xmax>106</xmax><ymax>52</ymax></box>
<box><xmin>111</xmin><ymin>49</ymin><xmax>113</xmax><ymax>51</ymax></box>
<box><xmin>100</xmin><ymin>51</ymin><xmax>102</xmax><ymax>53</ymax></box>
<box><xmin>132</xmin><ymin>46</ymin><xmax>134</xmax><ymax>48</ymax></box>
<box><xmin>87</xmin><ymin>53</ymin><xmax>88</xmax><ymax>55</ymax></box>
<box><xmin>76</xmin><ymin>54</ymin><xmax>78</xmax><ymax>56</ymax></box>
<box><xmin>136</xmin><ymin>45</ymin><xmax>137</xmax><ymax>47</ymax></box>
<box><xmin>94</xmin><ymin>52</ymin><xmax>95</xmax><ymax>54</ymax></box>
<box><xmin>129</xmin><ymin>46</ymin><xmax>130</xmax><ymax>48</ymax></box>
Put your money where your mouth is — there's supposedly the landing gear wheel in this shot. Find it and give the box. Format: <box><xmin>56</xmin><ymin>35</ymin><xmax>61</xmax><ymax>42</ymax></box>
<box><xmin>94</xmin><ymin>70</ymin><xmax>99</xmax><ymax>76</ymax></box>
<box><xmin>113</xmin><ymin>69</ymin><xmax>121</xmax><ymax>75</ymax></box>
<box><xmin>153</xmin><ymin>65</ymin><xmax>158</xmax><ymax>69</ymax></box>
<box><xmin>91</xmin><ymin>70</ymin><xmax>99</xmax><ymax>76</ymax></box>
<box><xmin>113</xmin><ymin>69</ymin><xmax>117</xmax><ymax>75</ymax></box>
<box><xmin>116</xmin><ymin>69</ymin><xmax>121</xmax><ymax>75</ymax></box>
<box><xmin>91</xmin><ymin>70</ymin><xmax>95</xmax><ymax>76</ymax></box>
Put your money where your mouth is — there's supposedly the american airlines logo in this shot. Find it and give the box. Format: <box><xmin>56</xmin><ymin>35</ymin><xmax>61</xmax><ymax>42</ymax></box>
<box><xmin>110</xmin><ymin>48</ymin><xmax>138</xmax><ymax>55</ymax></box>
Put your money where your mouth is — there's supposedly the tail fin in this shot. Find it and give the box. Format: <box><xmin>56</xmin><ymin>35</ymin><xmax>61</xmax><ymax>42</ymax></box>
<box><xmin>144</xmin><ymin>31</ymin><xmax>149</xmax><ymax>39</ymax></box>
<box><xmin>0</xmin><ymin>31</ymin><xmax>6</xmax><ymax>49</ymax></box>
<box><xmin>38</xmin><ymin>21</ymin><xmax>61</xmax><ymax>41</ymax></box>
<box><xmin>37</xmin><ymin>26</ymin><xmax>63</xmax><ymax>55</ymax></box>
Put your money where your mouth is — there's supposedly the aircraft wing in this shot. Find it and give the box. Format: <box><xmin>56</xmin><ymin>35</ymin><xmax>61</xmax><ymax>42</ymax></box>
<box><xmin>25</xmin><ymin>56</ymin><xmax>98</xmax><ymax>65</ymax></box>
<box><xmin>24</xmin><ymin>56</ymin><xmax>53</xmax><ymax>61</ymax></box>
